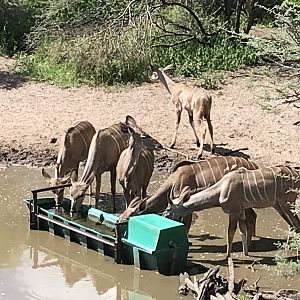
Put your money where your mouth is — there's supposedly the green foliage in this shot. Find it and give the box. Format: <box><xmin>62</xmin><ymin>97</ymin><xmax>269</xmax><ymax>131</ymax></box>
<box><xmin>152</xmin><ymin>35</ymin><xmax>258</xmax><ymax>78</ymax></box>
<box><xmin>18</xmin><ymin>52</ymin><xmax>79</xmax><ymax>87</ymax></box>
<box><xmin>273</xmin><ymin>1</ymin><xmax>300</xmax><ymax>46</ymax></box>
<box><xmin>19</xmin><ymin>25</ymin><xmax>152</xmax><ymax>86</ymax></box>
<box><xmin>0</xmin><ymin>0</ymin><xmax>32</xmax><ymax>55</ymax></box>
<box><xmin>275</xmin><ymin>230</ymin><xmax>300</xmax><ymax>277</ymax></box>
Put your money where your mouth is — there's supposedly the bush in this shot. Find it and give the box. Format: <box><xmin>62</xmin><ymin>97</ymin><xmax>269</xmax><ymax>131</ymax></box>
<box><xmin>152</xmin><ymin>35</ymin><xmax>258</xmax><ymax>78</ymax></box>
<box><xmin>0</xmin><ymin>0</ymin><xmax>32</xmax><ymax>55</ymax></box>
<box><xmin>19</xmin><ymin>25</ymin><xmax>152</xmax><ymax>86</ymax></box>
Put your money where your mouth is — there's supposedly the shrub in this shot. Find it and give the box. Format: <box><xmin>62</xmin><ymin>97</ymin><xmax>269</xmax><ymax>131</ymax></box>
<box><xmin>0</xmin><ymin>0</ymin><xmax>32</xmax><ymax>55</ymax></box>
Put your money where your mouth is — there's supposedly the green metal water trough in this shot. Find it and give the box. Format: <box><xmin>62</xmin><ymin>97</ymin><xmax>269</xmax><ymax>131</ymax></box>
<box><xmin>24</xmin><ymin>184</ymin><xmax>189</xmax><ymax>275</ymax></box>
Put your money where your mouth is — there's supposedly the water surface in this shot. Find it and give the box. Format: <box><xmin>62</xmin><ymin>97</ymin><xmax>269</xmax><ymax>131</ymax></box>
<box><xmin>0</xmin><ymin>166</ymin><xmax>299</xmax><ymax>300</ymax></box>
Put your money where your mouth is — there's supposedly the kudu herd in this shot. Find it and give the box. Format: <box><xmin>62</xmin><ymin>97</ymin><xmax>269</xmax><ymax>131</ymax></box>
<box><xmin>163</xmin><ymin>166</ymin><xmax>300</xmax><ymax>257</ymax></box>
<box><xmin>41</xmin><ymin>64</ymin><xmax>300</xmax><ymax>258</ymax></box>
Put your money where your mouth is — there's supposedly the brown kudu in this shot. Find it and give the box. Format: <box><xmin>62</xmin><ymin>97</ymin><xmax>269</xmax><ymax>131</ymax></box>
<box><xmin>42</xmin><ymin>120</ymin><xmax>96</xmax><ymax>205</ymax></box>
<box><xmin>150</xmin><ymin>64</ymin><xmax>215</xmax><ymax>158</ymax></box>
<box><xmin>119</xmin><ymin>156</ymin><xmax>258</xmax><ymax>243</ymax></box>
<box><xmin>116</xmin><ymin>127</ymin><xmax>154</xmax><ymax>207</ymax></box>
<box><xmin>70</xmin><ymin>116</ymin><xmax>160</xmax><ymax>213</ymax></box>
<box><xmin>163</xmin><ymin>165</ymin><xmax>300</xmax><ymax>257</ymax></box>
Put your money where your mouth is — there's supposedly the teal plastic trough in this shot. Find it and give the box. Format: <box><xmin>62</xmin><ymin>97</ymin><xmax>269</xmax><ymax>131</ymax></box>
<box><xmin>25</xmin><ymin>184</ymin><xmax>189</xmax><ymax>275</ymax></box>
<box><xmin>122</xmin><ymin>214</ymin><xmax>189</xmax><ymax>275</ymax></box>
<box><xmin>88</xmin><ymin>207</ymin><xmax>119</xmax><ymax>229</ymax></box>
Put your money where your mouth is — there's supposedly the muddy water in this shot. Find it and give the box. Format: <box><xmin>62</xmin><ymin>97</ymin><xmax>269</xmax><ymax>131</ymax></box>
<box><xmin>0</xmin><ymin>166</ymin><xmax>299</xmax><ymax>300</ymax></box>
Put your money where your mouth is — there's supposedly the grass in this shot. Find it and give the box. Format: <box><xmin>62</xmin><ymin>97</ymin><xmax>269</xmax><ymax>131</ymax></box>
<box><xmin>18</xmin><ymin>33</ymin><xmax>259</xmax><ymax>88</ymax></box>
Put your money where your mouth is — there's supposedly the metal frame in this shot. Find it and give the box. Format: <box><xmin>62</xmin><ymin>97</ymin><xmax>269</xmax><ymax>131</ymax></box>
<box><xmin>28</xmin><ymin>184</ymin><xmax>128</xmax><ymax>264</ymax></box>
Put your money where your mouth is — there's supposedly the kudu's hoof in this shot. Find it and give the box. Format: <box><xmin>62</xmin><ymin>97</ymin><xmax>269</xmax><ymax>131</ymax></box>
<box><xmin>196</xmin><ymin>141</ymin><xmax>200</xmax><ymax>147</ymax></box>
<box><xmin>170</xmin><ymin>143</ymin><xmax>176</xmax><ymax>149</ymax></box>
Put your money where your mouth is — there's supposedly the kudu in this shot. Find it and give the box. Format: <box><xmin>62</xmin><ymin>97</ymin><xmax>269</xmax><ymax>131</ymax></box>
<box><xmin>70</xmin><ymin>116</ymin><xmax>159</xmax><ymax>213</ymax></box>
<box><xmin>163</xmin><ymin>165</ymin><xmax>300</xmax><ymax>257</ymax></box>
<box><xmin>119</xmin><ymin>156</ymin><xmax>258</xmax><ymax>241</ymax></box>
<box><xmin>150</xmin><ymin>64</ymin><xmax>215</xmax><ymax>158</ymax></box>
<box><xmin>116</xmin><ymin>127</ymin><xmax>154</xmax><ymax>207</ymax></box>
<box><xmin>42</xmin><ymin>120</ymin><xmax>96</xmax><ymax>205</ymax></box>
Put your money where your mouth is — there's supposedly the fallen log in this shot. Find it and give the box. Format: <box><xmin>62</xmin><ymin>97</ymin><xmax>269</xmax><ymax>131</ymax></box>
<box><xmin>178</xmin><ymin>259</ymin><xmax>300</xmax><ymax>300</ymax></box>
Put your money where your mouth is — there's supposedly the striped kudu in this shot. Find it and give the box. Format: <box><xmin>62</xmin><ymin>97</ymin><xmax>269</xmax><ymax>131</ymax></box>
<box><xmin>70</xmin><ymin>116</ymin><xmax>159</xmax><ymax>213</ymax></box>
<box><xmin>42</xmin><ymin>120</ymin><xmax>96</xmax><ymax>205</ymax></box>
<box><xmin>163</xmin><ymin>165</ymin><xmax>300</xmax><ymax>257</ymax></box>
<box><xmin>150</xmin><ymin>64</ymin><xmax>215</xmax><ymax>158</ymax></box>
<box><xmin>119</xmin><ymin>156</ymin><xmax>258</xmax><ymax>242</ymax></box>
<box><xmin>116</xmin><ymin>127</ymin><xmax>154</xmax><ymax>207</ymax></box>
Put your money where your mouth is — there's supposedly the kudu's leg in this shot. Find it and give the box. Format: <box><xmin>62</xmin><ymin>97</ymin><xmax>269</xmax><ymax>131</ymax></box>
<box><xmin>278</xmin><ymin>198</ymin><xmax>300</xmax><ymax>233</ymax></box>
<box><xmin>227</xmin><ymin>213</ymin><xmax>239</xmax><ymax>258</ymax></box>
<box><xmin>195</xmin><ymin>117</ymin><xmax>206</xmax><ymax>159</ymax></box>
<box><xmin>238</xmin><ymin>211</ymin><xmax>249</xmax><ymax>256</ymax></box>
<box><xmin>123</xmin><ymin>189</ymin><xmax>131</xmax><ymax>208</ymax></box>
<box><xmin>170</xmin><ymin>103</ymin><xmax>182</xmax><ymax>149</ymax></box>
<box><xmin>206</xmin><ymin>114</ymin><xmax>215</xmax><ymax>154</ymax></box>
<box><xmin>110</xmin><ymin>169</ymin><xmax>117</xmax><ymax>213</ymax></box>
<box><xmin>95</xmin><ymin>173</ymin><xmax>101</xmax><ymax>208</ymax></box>
<box><xmin>188</xmin><ymin>114</ymin><xmax>200</xmax><ymax>147</ymax></box>
<box><xmin>245</xmin><ymin>208</ymin><xmax>257</xmax><ymax>246</ymax></box>
<box><xmin>182</xmin><ymin>213</ymin><xmax>193</xmax><ymax>233</ymax></box>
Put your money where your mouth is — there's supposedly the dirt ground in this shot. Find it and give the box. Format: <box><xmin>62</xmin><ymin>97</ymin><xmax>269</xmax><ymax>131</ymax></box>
<box><xmin>0</xmin><ymin>56</ymin><xmax>299</xmax><ymax>172</ymax></box>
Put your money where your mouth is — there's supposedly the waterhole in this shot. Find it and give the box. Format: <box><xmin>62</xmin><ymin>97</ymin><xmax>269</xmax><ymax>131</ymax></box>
<box><xmin>0</xmin><ymin>166</ymin><xmax>299</xmax><ymax>300</ymax></box>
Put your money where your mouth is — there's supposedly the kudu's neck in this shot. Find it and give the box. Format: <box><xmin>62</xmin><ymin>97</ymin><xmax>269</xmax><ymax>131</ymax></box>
<box><xmin>125</xmin><ymin>141</ymin><xmax>142</xmax><ymax>179</ymax></box>
<box><xmin>142</xmin><ymin>181</ymin><xmax>174</xmax><ymax>213</ymax></box>
<box><xmin>157</xmin><ymin>70</ymin><xmax>176</xmax><ymax>95</ymax></box>
<box><xmin>183</xmin><ymin>184</ymin><xmax>221</xmax><ymax>213</ymax></box>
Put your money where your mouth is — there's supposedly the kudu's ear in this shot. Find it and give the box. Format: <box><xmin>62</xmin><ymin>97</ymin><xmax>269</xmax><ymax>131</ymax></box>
<box><xmin>149</xmin><ymin>64</ymin><xmax>158</xmax><ymax>72</ymax></box>
<box><xmin>224</xmin><ymin>164</ymin><xmax>238</xmax><ymax>175</ymax></box>
<box><xmin>127</xmin><ymin>126</ymin><xmax>135</xmax><ymax>135</ymax></box>
<box><xmin>125</xmin><ymin>115</ymin><xmax>137</xmax><ymax>128</ymax></box>
<box><xmin>61</xmin><ymin>173</ymin><xmax>71</xmax><ymax>184</ymax></box>
<box><xmin>173</xmin><ymin>186</ymin><xmax>190</xmax><ymax>205</ymax></box>
<box><xmin>70</xmin><ymin>169</ymin><xmax>78</xmax><ymax>184</ymax></box>
<box><xmin>42</xmin><ymin>168</ymin><xmax>51</xmax><ymax>181</ymax></box>
<box><xmin>86</xmin><ymin>171</ymin><xmax>95</xmax><ymax>186</ymax></box>
<box><xmin>162</xmin><ymin>64</ymin><xmax>173</xmax><ymax>72</ymax></box>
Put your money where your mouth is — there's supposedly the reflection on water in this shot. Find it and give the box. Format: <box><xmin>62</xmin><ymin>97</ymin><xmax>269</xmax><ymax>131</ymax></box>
<box><xmin>0</xmin><ymin>166</ymin><xmax>299</xmax><ymax>300</ymax></box>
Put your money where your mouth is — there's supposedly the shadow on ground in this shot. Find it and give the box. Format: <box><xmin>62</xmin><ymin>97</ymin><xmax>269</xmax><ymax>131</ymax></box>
<box><xmin>0</xmin><ymin>70</ymin><xmax>26</xmax><ymax>89</ymax></box>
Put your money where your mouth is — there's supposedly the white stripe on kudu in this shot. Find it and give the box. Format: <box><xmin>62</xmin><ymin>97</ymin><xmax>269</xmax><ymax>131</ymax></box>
<box><xmin>215</xmin><ymin>158</ymin><xmax>223</xmax><ymax>178</ymax></box>
<box><xmin>206</xmin><ymin>159</ymin><xmax>217</xmax><ymax>183</ymax></box>
<box><xmin>191</xmin><ymin>163</ymin><xmax>199</xmax><ymax>188</ymax></box>
<box><xmin>105</xmin><ymin>126</ymin><xmax>123</xmax><ymax>154</ymax></box>
<box><xmin>73</xmin><ymin>125</ymin><xmax>88</xmax><ymax>153</ymax></box>
<box><xmin>253</xmin><ymin>170</ymin><xmax>264</xmax><ymax>201</ymax></box>
<box><xmin>259</xmin><ymin>169</ymin><xmax>270</xmax><ymax>202</ymax></box>
<box><xmin>269</xmin><ymin>167</ymin><xmax>277</xmax><ymax>200</ymax></box>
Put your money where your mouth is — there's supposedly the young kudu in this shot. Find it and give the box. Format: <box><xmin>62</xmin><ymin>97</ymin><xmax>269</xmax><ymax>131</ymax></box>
<box><xmin>116</xmin><ymin>127</ymin><xmax>154</xmax><ymax>207</ymax></box>
<box><xmin>150</xmin><ymin>64</ymin><xmax>215</xmax><ymax>158</ymax></box>
<box><xmin>119</xmin><ymin>156</ymin><xmax>258</xmax><ymax>241</ymax></box>
<box><xmin>70</xmin><ymin>116</ymin><xmax>159</xmax><ymax>213</ymax></box>
<box><xmin>42</xmin><ymin>120</ymin><xmax>96</xmax><ymax>205</ymax></box>
<box><xmin>163</xmin><ymin>166</ymin><xmax>300</xmax><ymax>257</ymax></box>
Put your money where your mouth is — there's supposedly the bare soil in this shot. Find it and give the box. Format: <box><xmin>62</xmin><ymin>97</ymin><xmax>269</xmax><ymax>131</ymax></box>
<box><xmin>0</xmin><ymin>56</ymin><xmax>299</xmax><ymax>171</ymax></box>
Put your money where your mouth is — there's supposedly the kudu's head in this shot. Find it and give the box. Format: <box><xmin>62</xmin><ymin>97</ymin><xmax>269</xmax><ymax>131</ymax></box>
<box><xmin>125</xmin><ymin>115</ymin><xmax>162</xmax><ymax>150</ymax></box>
<box><xmin>118</xmin><ymin>197</ymin><xmax>147</xmax><ymax>222</ymax></box>
<box><xmin>70</xmin><ymin>169</ymin><xmax>94</xmax><ymax>213</ymax></box>
<box><xmin>41</xmin><ymin>168</ymin><xmax>71</xmax><ymax>205</ymax></box>
<box><xmin>162</xmin><ymin>186</ymin><xmax>191</xmax><ymax>220</ymax></box>
<box><xmin>149</xmin><ymin>64</ymin><xmax>173</xmax><ymax>81</ymax></box>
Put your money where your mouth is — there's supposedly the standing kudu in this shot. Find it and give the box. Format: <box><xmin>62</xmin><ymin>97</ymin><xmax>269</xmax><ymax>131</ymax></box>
<box><xmin>150</xmin><ymin>64</ymin><xmax>215</xmax><ymax>158</ymax></box>
<box><xmin>116</xmin><ymin>127</ymin><xmax>154</xmax><ymax>207</ymax></box>
<box><xmin>70</xmin><ymin>116</ymin><xmax>160</xmax><ymax>213</ymax></box>
<box><xmin>119</xmin><ymin>156</ymin><xmax>258</xmax><ymax>242</ymax></box>
<box><xmin>163</xmin><ymin>165</ymin><xmax>300</xmax><ymax>257</ymax></box>
<box><xmin>42</xmin><ymin>120</ymin><xmax>96</xmax><ymax>205</ymax></box>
